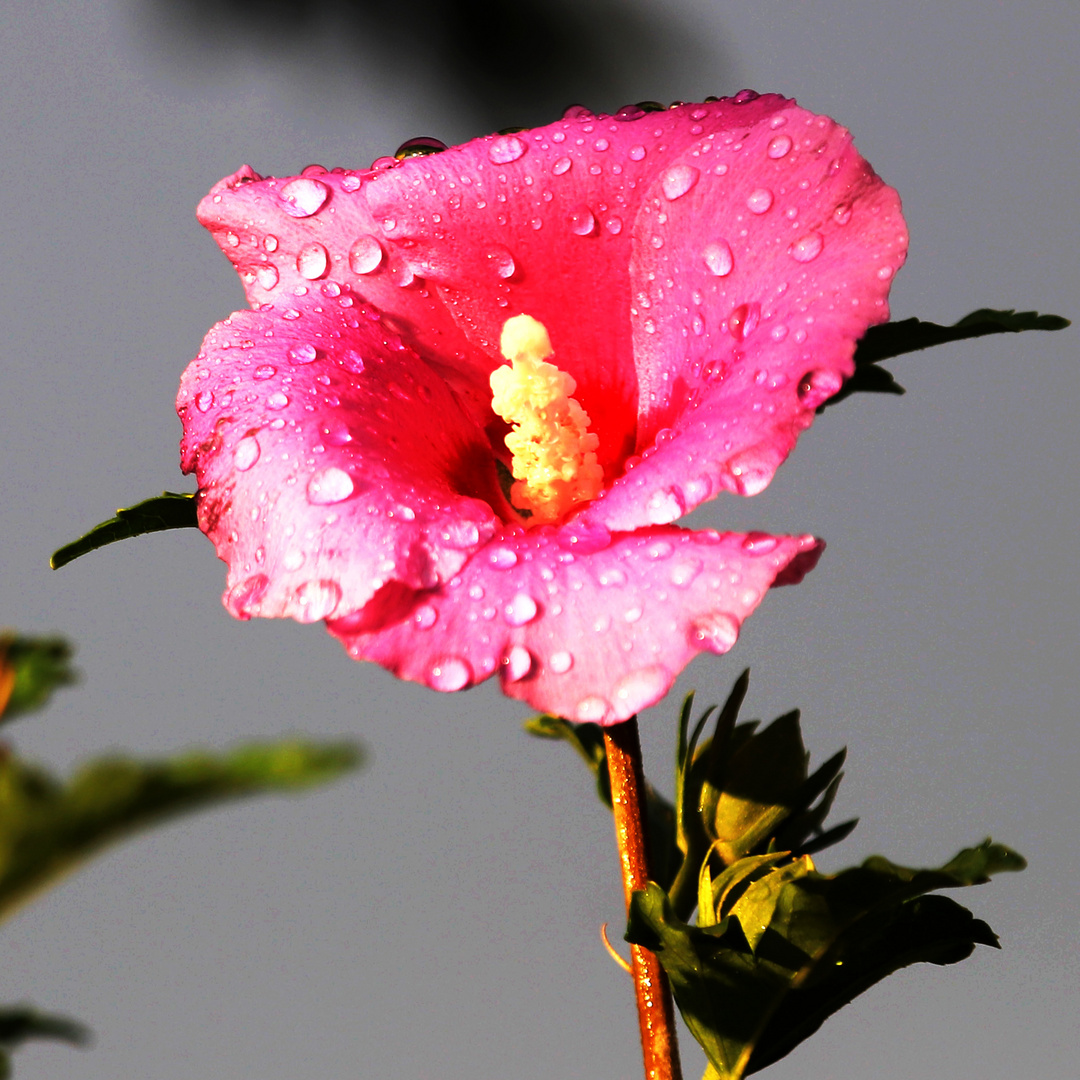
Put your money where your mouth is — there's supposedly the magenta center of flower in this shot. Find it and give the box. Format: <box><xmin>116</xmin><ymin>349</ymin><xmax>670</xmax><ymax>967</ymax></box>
<box><xmin>489</xmin><ymin>315</ymin><xmax>604</xmax><ymax>525</ymax></box>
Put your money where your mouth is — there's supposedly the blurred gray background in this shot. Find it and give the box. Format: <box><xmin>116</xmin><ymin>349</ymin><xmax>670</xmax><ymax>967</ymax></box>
<box><xmin>1</xmin><ymin>0</ymin><xmax>1076</xmax><ymax>1077</ymax></box>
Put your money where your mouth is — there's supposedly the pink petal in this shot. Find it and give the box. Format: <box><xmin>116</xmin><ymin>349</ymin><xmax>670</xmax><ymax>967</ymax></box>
<box><xmin>327</xmin><ymin>526</ymin><xmax>822</xmax><ymax>724</ymax></box>
<box><xmin>178</xmin><ymin>296</ymin><xmax>503</xmax><ymax>623</ymax></box>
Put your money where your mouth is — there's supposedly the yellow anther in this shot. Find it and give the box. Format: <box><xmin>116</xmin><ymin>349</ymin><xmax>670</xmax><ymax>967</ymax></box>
<box><xmin>490</xmin><ymin>314</ymin><xmax>603</xmax><ymax>523</ymax></box>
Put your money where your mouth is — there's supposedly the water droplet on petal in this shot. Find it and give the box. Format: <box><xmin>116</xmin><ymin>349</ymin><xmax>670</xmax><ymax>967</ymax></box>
<box><xmin>876</xmin><ymin>265</ymin><xmax>894</xmax><ymax>280</ymax></box>
<box><xmin>568</xmin><ymin>206</ymin><xmax>596</xmax><ymax>236</ymax></box>
<box><xmin>488</xmin><ymin>546</ymin><xmax>518</xmax><ymax>569</ymax></box>
<box><xmin>349</xmin><ymin>235</ymin><xmax>383</xmax><ymax>275</ymax></box>
<box><xmin>552</xmin><ymin>156</ymin><xmax>572</xmax><ymax>175</ymax></box>
<box><xmin>727</xmin><ymin>449</ymin><xmax>773</xmax><ymax>496</ymax></box>
<box><xmin>789</xmin><ymin>232</ymin><xmax>824</xmax><ymax>262</ymax></box>
<box><xmin>443</xmin><ymin>521</ymin><xmax>481</xmax><ymax>549</ymax></box>
<box><xmin>797</xmin><ymin>369</ymin><xmax>844</xmax><ymax>409</ymax></box>
<box><xmin>234</xmin><ymin>436</ymin><xmax>261</xmax><ymax>471</ymax></box>
<box><xmin>289</xmin><ymin>343</ymin><xmax>319</xmax><ymax>365</ymax></box>
<box><xmin>486</xmin><ymin>246</ymin><xmax>516</xmax><ymax>279</ymax></box>
<box><xmin>267</xmin><ymin>391</ymin><xmax>289</xmax><ymax>409</ymax></box>
<box><xmin>294</xmin><ymin>579</ymin><xmax>342</xmax><ymax>622</ymax></box>
<box><xmin>833</xmin><ymin>203</ymin><xmax>853</xmax><ymax>225</ymax></box>
<box><xmin>256</xmin><ymin>264</ymin><xmax>279</xmax><ymax>289</ymax></box>
<box><xmin>703</xmin><ymin>239</ymin><xmax>734</xmax><ymax>277</ymax></box>
<box><xmin>254</xmin><ymin>364</ymin><xmax>276</xmax><ymax>380</ymax></box>
<box><xmin>195</xmin><ymin>390</ymin><xmax>214</xmax><ymax>412</ymax></box>
<box><xmin>413</xmin><ymin>604</ymin><xmax>438</xmax><ymax>629</ymax></box>
<box><xmin>747</xmin><ymin>188</ymin><xmax>774</xmax><ymax>214</ymax></box>
<box><xmin>504</xmin><ymin>592</ymin><xmax>538</xmax><ymax>626</ymax></box>
<box><xmin>227</xmin><ymin>573</ymin><xmax>269</xmax><ymax>618</ymax></box>
<box><xmin>558</xmin><ymin>521</ymin><xmax>611</xmax><ymax>553</ymax></box>
<box><xmin>340</xmin><ymin>174</ymin><xmax>362</xmax><ymax>192</ymax></box>
<box><xmin>670</xmin><ymin>559</ymin><xmax>702</xmax><ymax>587</ymax></box>
<box><xmin>429</xmin><ymin>656</ymin><xmax>472</xmax><ymax>691</ymax></box>
<box><xmin>297</xmin><ymin>242</ymin><xmax>329</xmax><ymax>279</ymax></box>
<box><xmin>575</xmin><ymin>696</ymin><xmax>611</xmax><ymax>721</ymax></box>
<box><xmin>691</xmin><ymin>612</ymin><xmax>740</xmax><ymax>654</ymax></box>
<box><xmin>647</xmin><ymin>540</ymin><xmax>674</xmax><ymax>559</ymax></box>
<box><xmin>646</xmin><ymin>487</ymin><xmax>684</xmax><ymax>525</ymax></box>
<box><xmin>283</xmin><ymin>549</ymin><xmax>305</xmax><ymax>571</ymax></box>
<box><xmin>280</xmin><ymin>177</ymin><xmax>329</xmax><ymax>217</ymax></box>
<box><xmin>614</xmin><ymin>666</ymin><xmax>669</xmax><ymax>714</ymax></box>
<box><xmin>489</xmin><ymin>134</ymin><xmax>526</xmax><ymax>163</ymax></box>
<box><xmin>661</xmin><ymin>164</ymin><xmax>700</xmax><ymax>200</ymax></box>
<box><xmin>728</xmin><ymin>301</ymin><xmax>761</xmax><ymax>341</ymax></box>
<box><xmin>629</xmin><ymin>144</ymin><xmax>647</xmax><ymax>161</ymax></box>
<box><xmin>599</xmin><ymin>567</ymin><xmax>627</xmax><ymax>587</ymax></box>
<box><xmin>605</xmin><ymin>215</ymin><xmax>623</xmax><ymax>235</ymax></box>
<box><xmin>503</xmin><ymin>645</ymin><xmax>533</xmax><ymax>682</ymax></box>
<box><xmin>741</xmin><ymin>532</ymin><xmax>780</xmax><ymax>554</ymax></box>
<box><xmin>263</xmin><ymin>235</ymin><xmax>279</xmax><ymax>252</ymax></box>
<box><xmin>307</xmin><ymin>466</ymin><xmax>355</xmax><ymax>505</ymax></box>
<box><xmin>767</xmin><ymin>134</ymin><xmax>793</xmax><ymax>159</ymax></box>
<box><xmin>548</xmin><ymin>650</ymin><xmax>574</xmax><ymax>674</ymax></box>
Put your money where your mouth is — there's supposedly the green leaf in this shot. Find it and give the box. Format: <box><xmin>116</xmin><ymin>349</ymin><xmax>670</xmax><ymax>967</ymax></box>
<box><xmin>627</xmin><ymin>841</ymin><xmax>1024</xmax><ymax>1079</ymax></box>
<box><xmin>0</xmin><ymin>739</ymin><xmax>362</xmax><ymax>922</ymax></box>
<box><xmin>50</xmin><ymin>492</ymin><xmax>198</xmax><ymax>570</ymax></box>
<box><xmin>825</xmin><ymin>307</ymin><xmax>1071</xmax><ymax>411</ymax></box>
<box><xmin>0</xmin><ymin>1004</ymin><xmax>90</xmax><ymax>1050</ymax></box>
<box><xmin>0</xmin><ymin>636</ymin><xmax>77</xmax><ymax>725</ymax></box>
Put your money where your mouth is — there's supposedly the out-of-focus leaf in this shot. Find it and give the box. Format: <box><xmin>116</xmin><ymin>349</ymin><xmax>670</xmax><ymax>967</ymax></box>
<box><xmin>0</xmin><ymin>636</ymin><xmax>77</xmax><ymax>725</ymax></box>
<box><xmin>0</xmin><ymin>739</ymin><xmax>362</xmax><ymax>922</ymax></box>
<box><xmin>628</xmin><ymin>841</ymin><xmax>1024</xmax><ymax>1079</ymax></box>
<box><xmin>0</xmin><ymin>1004</ymin><xmax>90</xmax><ymax>1078</ymax></box>
<box><xmin>825</xmin><ymin>307</ymin><xmax>1071</xmax><ymax>410</ymax></box>
<box><xmin>50</xmin><ymin>492</ymin><xmax>198</xmax><ymax>570</ymax></box>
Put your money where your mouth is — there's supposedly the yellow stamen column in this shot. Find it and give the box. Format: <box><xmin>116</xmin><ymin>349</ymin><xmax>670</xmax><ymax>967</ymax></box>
<box><xmin>490</xmin><ymin>315</ymin><xmax>603</xmax><ymax>524</ymax></box>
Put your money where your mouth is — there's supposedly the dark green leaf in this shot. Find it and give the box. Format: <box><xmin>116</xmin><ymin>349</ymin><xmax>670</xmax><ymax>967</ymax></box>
<box><xmin>0</xmin><ymin>636</ymin><xmax>77</xmax><ymax>725</ymax></box>
<box><xmin>0</xmin><ymin>739</ymin><xmax>362</xmax><ymax>921</ymax></box>
<box><xmin>628</xmin><ymin>841</ymin><xmax>1024</xmax><ymax>1079</ymax></box>
<box><xmin>50</xmin><ymin>492</ymin><xmax>198</xmax><ymax>570</ymax></box>
<box><xmin>824</xmin><ymin>307</ymin><xmax>1071</xmax><ymax>411</ymax></box>
<box><xmin>0</xmin><ymin>1005</ymin><xmax>90</xmax><ymax>1050</ymax></box>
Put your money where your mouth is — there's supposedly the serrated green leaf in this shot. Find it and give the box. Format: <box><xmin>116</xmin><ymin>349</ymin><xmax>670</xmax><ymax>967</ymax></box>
<box><xmin>628</xmin><ymin>841</ymin><xmax>1024</xmax><ymax>1079</ymax></box>
<box><xmin>0</xmin><ymin>636</ymin><xmax>77</xmax><ymax>725</ymax></box>
<box><xmin>823</xmin><ymin>307</ymin><xmax>1071</xmax><ymax>411</ymax></box>
<box><xmin>0</xmin><ymin>739</ymin><xmax>362</xmax><ymax>922</ymax></box>
<box><xmin>50</xmin><ymin>492</ymin><xmax>198</xmax><ymax>570</ymax></box>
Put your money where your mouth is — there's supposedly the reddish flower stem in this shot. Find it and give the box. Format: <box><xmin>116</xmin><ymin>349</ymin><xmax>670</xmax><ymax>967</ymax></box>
<box><xmin>604</xmin><ymin>718</ymin><xmax>683</xmax><ymax>1080</ymax></box>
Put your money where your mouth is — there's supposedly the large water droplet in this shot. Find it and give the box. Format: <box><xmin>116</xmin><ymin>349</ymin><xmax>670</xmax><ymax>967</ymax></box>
<box><xmin>413</xmin><ymin>604</ymin><xmax>438</xmax><ymax>629</ymax></box>
<box><xmin>267</xmin><ymin>391</ymin><xmax>289</xmax><ymax>409</ymax></box>
<box><xmin>670</xmin><ymin>558</ymin><xmax>702</xmax><ymax>588</ymax></box>
<box><xmin>728</xmin><ymin>301</ymin><xmax>761</xmax><ymax>341</ymax></box>
<box><xmin>195</xmin><ymin>390</ymin><xmax>214</xmax><ymax>412</ymax></box>
<box><xmin>741</xmin><ymin>532</ymin><xmax>780</xmax><ymax>555</ymax></box>
<box><xmin>575</xmin><ymin>696</ymin><xmax>611</xmax><ymax>722</ymax></box>
<box><xmin>227</xmin><ymin>573</ymin><xmax>269</xmax><ymax>619</ymax></box>
<box><xmin>297</xmin><ymin>242</ymin><xmax>329</xmax><ymax>280</ymax></box>
<box><xmin>568</xmin><ymin>206</ymin><xmax>595</xmax><ymax>236</ymax></box>
<box><xmin>598</xmin><ymin>567</ymin><xmax>627</xmax><ymax>587</ymax></box>
<box><xmin>548</xmin><ymin>650</ymin><xmax>574</xmax><ymax>674</ymax></box>
<box><xmin>234</xmin><ymin>436</ymin><xmax>261</xmax><ymax>471</ymax></box>
<box><xmin>288</xmin><ymin>343</ymin><xmax>319</xmax><ymax>365</ymax></box>
<box><xmin>486</xmin><ymin>246</ymin><xmax>516</xmax><ymax>279</ymax></box>
<box><xmin>503</xmin><ymin>645</ymin><xmax>533</xmax><ymax>682</ymax></box>
<box><xmin>428</xmin><ymin>656</ymin><xmax>472</xmax><ymax>691</ymax></box>
<box><xmin>254</xmin><ymin>364</ymin><xmax>276</xmax><ymax>380</ymax></box>
<box><xmin>767</xmin><ymin>134</ymin><xmax>793</xmax><ymax>159</ymax></box>
<box><xmin>629</xmin><ymin>144</ymin><xmax>647</xmax><ymax>161</ymax></box>
<box><xmin>489</xmin><ymin>134</ymin><xmax>526</xmax><ymax>164</ymax></box>
<box><xmin>661</xmin><ymin>164</ymin><xmax>700</xmax><ymax>201</ymax></box>
<box><xmin>558</xmin><ymin>521</ymin><xmax>611</xmax><ymax>553</ymax></box>
<box><xmin>797</xmin><ymin>369</ymin><xmax>843</xmax><ymax>409</ymax></box>
<box><xmin>488</xmin><ymin>546</ymin><xmax>518</xmax><ymax>569</ymax></box>
<box><xmin>789</xmin><ymin>232</ymin><xmax>824</xmax><ymax>263</ymax></box>
<box><xmin>294</xmin><ymin>579</ymin><xmax>342</xmax><ymax>622</ymax></box>
<box><xmin>646</xmin><ymin>488</ymin><xmax>684</xmax><ymax>525</ymax></box>
<box><xmin>394</xmin><ymin>136</ymin><xmax>448</xmax><ymax>160</ymax></box>
<box><xmin>443</xmin><ymin>521</ymin><xmax>481</xmax><ymax>549</ymax></box>
<box><xmin>552</xmin><ymin>156</ymin><xmax>572</xmax><ymax>175</ymax></box>
<box><xmin>614</xmin><ymin>666</ymin><xmax>669</xmax><ymax>715</ymax></box>
<box><xmin>747</xmin><ymin>188</ymin><xmax>774</xmax><ymax>214</ymax></box>
<box><xmin>691</xmin><ymin>612</ymin><xmax>740</xmax><ymax>654</ymax></box>
<box><xmin>605</xmin><ymin>215</ymin><xmax>623</xmax><ymax>235</ymax></box>
<box><xmin>703</xmin><ymin>239</ymin><xmax>734</xmax><ymax>277</ymax></box>
<box><xmin>349</xmin><ymin>235</ymin><xmax>383</xmax><ymax>275</ymax></box>
<box><xmin>280</xmin><ymin>177</ymin><xmax>329</xmax><ymax>217</ymax></box>
<box><xmin>307</xmin><ymin>466</ymin><xmax>355</xmax><ymax>505</ymax></box>
<box><xmin>503</xmin><ymin>592</ymin><xmax>538</xmax><ymax>626</ymax></box>
<box><xmin>256</xmin><ymin>264</ymin><xmax>279</xmax><ymax>290</ymax></box>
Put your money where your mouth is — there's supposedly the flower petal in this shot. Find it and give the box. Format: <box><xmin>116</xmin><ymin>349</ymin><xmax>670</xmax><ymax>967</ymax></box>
<box><xmin>177</xmin><ymin>295</ymin><xmax>502</xmax><ymax>623</ymax></box>
<box><xmin>584</xmin><ymin>103</ymin><xmax>907</xmax><ymax>530</ymax></box>
<box><xmin>327</xmin><ymin>526</ymin><xmax>822</xmax><ymax>723</ymax></box>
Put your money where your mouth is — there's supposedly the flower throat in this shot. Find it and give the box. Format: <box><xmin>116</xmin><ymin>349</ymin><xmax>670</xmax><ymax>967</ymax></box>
<box><xmin>490</xmin><ymin>315</ymin><xmax>603</xmax><ymax>524</ymax></box>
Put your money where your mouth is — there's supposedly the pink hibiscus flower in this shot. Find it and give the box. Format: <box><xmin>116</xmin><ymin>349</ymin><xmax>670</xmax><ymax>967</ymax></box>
<box><xmin>178</xmin><ymin>92</ymin><xmax>906</xmax><ymax>723</ymax></box>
